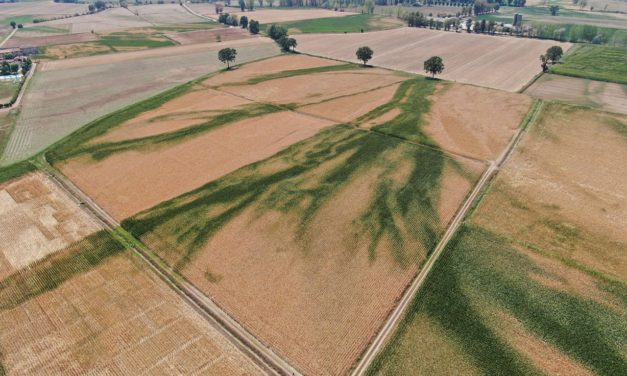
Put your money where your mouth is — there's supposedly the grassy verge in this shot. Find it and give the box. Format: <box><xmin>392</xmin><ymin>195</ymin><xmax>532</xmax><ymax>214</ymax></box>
<box><xmin>219</xmin><ymin>62</ymin><xmax>359</xmax><ymax>87</ymax></box>
<box><xmin>550</xmin><ymin>45</ymin><xmax>627</xmax><ymax>84</ymax></box>
<box><xmin>0</xmin><ymin>230</ymin><xmax>126</xmax><ymax>310</ymax></box>
<box><xmin>262</xmin><ymin>13</ymin><xmax>402</xmax><ymax>34</ymax></box>
<box><xmin>0</xmin><ymin>159</ymin><xmax>36</xmax><ymax>184</ymax></box>
<box><xmin>532</xmin><ymin>23</ymin><xmax>627</xmax><ymax>46</ymax></box>
<box><xmin>367</xmin><ymin>224</ymin><xmax>627</xmax><ymax>376</ymax></box>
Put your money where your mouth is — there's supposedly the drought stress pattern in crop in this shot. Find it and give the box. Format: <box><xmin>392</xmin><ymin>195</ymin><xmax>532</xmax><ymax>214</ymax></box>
<box><xmin>368</xmin><ymin>103</ymin><xmax>627</xmax><ymax>376</ymax></box>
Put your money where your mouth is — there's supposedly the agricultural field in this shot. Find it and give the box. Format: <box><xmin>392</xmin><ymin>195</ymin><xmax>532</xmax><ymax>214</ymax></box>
<box><xmin>367</xmin><ymin>103</ymin><xmax>627</xmax><ymax>376</ymax></box>
<box><xmin>0</xmin><ymin>1</ymin><xmax>87</xmax><ymax>25</ymax></box>
<box><xmin>0</xmin><ymin>79</ymin><xmax>20</xmax><ymax>104</ymax></box>
<box><xmin>126</xmin><ymin>3</ymin><xmax>205</xmax><ymax>25</ymax></box>
<box><xmin>0</xmin><ymin>175</ymin><xmax>264</xmax><ymax>374</ymax></box>
<box><xmin>0</xmin><ymin>38</ymin><xmax>278</xmax><ymax>165</ymax></box>
<box><xmin>165</xmin><ymin>27</ymin><xmax>256</xmax><ymax>45</ymax></box>
<box><xmin>37</xmin><ymin>8</ymin><xmax>155</xmax><ymax>34</ymax></box>
<box><xmin>525</xmin><ymin>74</ymin><xmax>627</xmax><ymax>114</ymax></box>
<box><xmin>39</xmin><ymin>51</ymin><xmax>544</xmax><ymax>375</ymax></box>
<box><xmin>190</xmin><ymin>5</ymin><xmax>355</xmax><ymax>23</ymax></box>
<box><xmin>550</xmin><ymin>45</ymin><xmax>627</xmax><ymax>84</ymax></box>
<box><xmin>263</xmin><ymin>13</ymin><xmax>404</xmax><ymax>33</ymax></box>
<box><xmin>296</xmin><ymin>27</ymin><xmax>568</xmax><ymax>92</ymax></box>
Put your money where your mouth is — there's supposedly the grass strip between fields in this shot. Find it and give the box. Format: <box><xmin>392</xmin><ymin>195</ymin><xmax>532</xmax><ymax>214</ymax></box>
<box><xmin>216</xmin><ymin>62</ymin><xmax>359</xmax><ymax>87</ymax></box>
<box><xmin>0</xmin><ymin>231</ymin><xmax>126</xmax><ymax>310</ymax></box>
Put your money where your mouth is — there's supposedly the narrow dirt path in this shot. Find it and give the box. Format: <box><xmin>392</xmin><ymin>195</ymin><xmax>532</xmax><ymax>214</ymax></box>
<box><xmin>0</xmin><ymin>28</ymin><xmax>17</xmax><ymax>48</ymax></box>
<box><xmin>350</xmin><ymin>100</ymin><xmax>545</xmax><ymax>376</ymax></box>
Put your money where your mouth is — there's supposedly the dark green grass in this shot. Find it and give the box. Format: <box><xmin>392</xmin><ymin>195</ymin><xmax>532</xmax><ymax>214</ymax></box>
<box><xmin>0</xmin><ymin>159</ymin><xmax>36</xmax><ymax>184</ymax></box>
<box><xmin>367</xmin><ymin>224</ymin><xmax>627</xmax><ymax>376</ymax></box>
<box><xmin>551</xmin><ymin>45</ymin><xmax>627</xmax><ymax>84</ymax></box>
<box><xmin>0</xmin><ymin>15</ymin><xmax>34</xmax><ymax>26</ymax></box>
<box><xmin>0</xmin><ymin>230</ymin><xmax>126</xmax><ymax>310</ymax></box>
<box><xmin>532</xmin><ymin>23</ymin><xmax>627</xmax><ymax>46</ymax></box>
<box><xmin>262</xmin><ymin>14</ymin><xmax>399</xmax><ymax>33</ymax></box>
<box><xmin>360</xmin><ymin>78</ymin><xmax>437</xmax><ymax>143</ymax></box>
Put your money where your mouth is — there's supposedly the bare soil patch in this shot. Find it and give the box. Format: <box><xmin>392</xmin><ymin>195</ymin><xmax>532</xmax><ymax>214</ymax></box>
<box><xmin>296</xmin><ymin>28</ymin><xmax>570</xmax><ymax>92</ymax></box>
<box><xmin>298</xmin><ymin>83</ymin><xmax>400</xmax><ymax>123</ymax></box>
<box><xmin>166</xmin><ymin>27</ymin><xmax>255</xmax><ymax>45</ymax></box>
<box><xmin>0</xmin><ymin>172</ymin><xmax>100</xmax><ymax>278</ymax></box>
<box><xmin>473</xmin><ymin>103</ymin><xmax>627</xmax><ymax>279</ymax></box>
<box><xmin>97</xmin><ymin>88</ymin><xmax>252</xmax><ymax>143</ymax></box>
<box><xmin>222</xmin><ymin>69</ymin><xmax>405</xmax><ymax>105</ymax></box>
<box><xmin>425</xmin><ymin>83</ymin><xmax>533</xmax><ymax>161</ymax></box>
<box><xmin>525</xmin><ymin>74</ymin><xmax>627</xmax><ymax>115</ymax></box>
<box><xmin>61</xmin><ymin>111</ymin><xmax>335</xmax><ymax>220</ymax></box>
<box><xmin>4</xmin><ymin>32</ymin><xmax>97</xmax><ymax>48</ymax></box>
<box><xmin>0</xmin><ymin>251</ymin><xmax>262</xmax><ymax>375</ymax></box>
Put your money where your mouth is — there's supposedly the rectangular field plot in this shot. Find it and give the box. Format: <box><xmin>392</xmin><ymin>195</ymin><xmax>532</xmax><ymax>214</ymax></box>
<box><xmin>296</xmin><ymin>27</ymin><xmax>569</xmax><ymax>92</ymax></box>
<box><xmin>122</xmin><ymin>126</ymin><xmax>485</xmax><ymax>376</ymax></box>
<box><xmin>189</xmin><ymin>5</ymin><xmax>355</xmax><ymax>23</ymax></box>
<box><xmin>0</xmin><ymin>231</ymin><xmax>263</xmax><ymax>375</ymax></box>
<box><xmin>525</xmin><ymin>74</ymin><xmax>627</xmax><ymax>114</ymax></box>
<box><xmin>368</xmin><ymin>103</ymin><xmax>627</xmax><ymax>376</ymax></box>
<box><xmin>0</xmin><ymin>172</ymin><xmax>100</xmax><ymax>280</ymax></box>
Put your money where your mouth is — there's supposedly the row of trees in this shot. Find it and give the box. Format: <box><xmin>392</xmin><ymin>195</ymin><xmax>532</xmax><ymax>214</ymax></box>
<box><xmin>267</xmin><ymin>24</ymin><xmax>297</xmax><ymax>52</ymax></box>
<box><xmin>217</xmin><ymin>12</ymin><xmax>261</xmax><ymax>34</ymax></box>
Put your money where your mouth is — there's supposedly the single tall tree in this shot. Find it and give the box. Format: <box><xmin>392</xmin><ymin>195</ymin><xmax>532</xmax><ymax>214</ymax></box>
<box><xmin>356</xmin><ymin>46</ymin><xmax>373</xmax><ymax>66</ymax></box>
<box><xmin>240</xmin><ymin>15</ymin><xmax>249</xmax><ymax>29</ymax></box>
<box><xmin>546</xmin><ymin>45</ymin><xmax>563</xmax><ymax>63</ymax></box>
<box><xmin>278</xmin><ymin>36</ymin><xmax>297</xmax><ymax>52</ymax></box>
<box><xmin>424</xmin><ymin>56</ymin><xmax>444</xmax><ymax>78</ymax></box>
<box><xmin>249</xmin><ymin>19</ymin><xmax>260</xmax><ymax>34</ymax></box>
<box><xmin>540</xmin><ymin>54</ymin><xmax>548</xmax><ymax>72</ymax></box>
<box><xmin>218</xmin><ymin>48</ymin><xmax>237</xmax><ymax>69</ymax></box>
<box><xmin>239</xmin><ymin>0</ymin><xmax>245</xmax><ymax>11</ymax></box>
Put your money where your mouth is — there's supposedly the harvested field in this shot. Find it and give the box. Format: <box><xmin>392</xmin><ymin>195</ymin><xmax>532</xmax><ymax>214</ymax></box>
<box><xmin>222</xmin><ymin>68</ymin><xmax>406</xmax><ymax>105</ymax></box>
<box><xmin>40</xmin><ymin>8</ymin><xmax>153</xmax><ymax>34</ymax></box>
<box><xmin>0</xmin><ymin>2</ymin><xmax>87</xmax><ymax>24</ymax></box>
<box><xmin>473</xmin><ymin>103</ymin><xmax>627</xmax><ymax>279</ymax></box>
<box><xmin>122</xmin><ymin>125</ymin><xmax>485</xmax><ymax>376</ymax></box>
<box><xmin>0</xmin><ymin>231</ymin><xmax>264</xmax><ymax>375</ymax></box>
<box><xmin>525</xmin><ymin>74</ymin><xmax>627</xmax><ymax>114</ymax></box>
<box><xmin>370</xmin><ymin>104</ymin><xmax>627</xmax><ymax>376</ymax></box>
<box><xmin>4</xmin><ymin>32</ymin><xmax>97</xmax><ymax>48</ymax></box>
<box><xmin>0</xmin><ymin>38</ymin><xmax>278</xmax><ymax>165</ymax></box>
<box><xmin>298</xmin><ymin>83</ymin><xmax>401</xmax><ymax>123</ymax></box>
<box><xmin>0</xmin><ymin>172</ymin><xmax>100</xmax><ymax>280</ymax></box>
<box><xmin>190</xmin><ymin>5</ymin><xmax>354</xmax><ymax>23</ymax></box>
<box><xmin>424</xmin><ymin>83</ymin><xmax>533</xmax><ymax>161</ymax></box>
<box><xmin>296</xmin><ymin>27</ymin><xmax>570</xmax><ymax>92</ymax></box>
<box><xmin>127</xmin><ymin>4</ymin><xmax>205</xmax><ymax>25</ymax></box>
<box><xmin>60</xmin><ymin>110</ymin><xmax>335</xmax><ymax>220</ymax></box>
<box><xmin>165</xmin><ymin>27</ymin><xmax>255</xmax><ymax>45</ymax></box>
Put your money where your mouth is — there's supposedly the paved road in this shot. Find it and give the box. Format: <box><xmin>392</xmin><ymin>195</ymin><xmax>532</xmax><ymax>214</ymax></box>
<box><xmin>350</xmin><ymin>100</ymin><xmax>544</xmax><ymax>376</ymax></box>
<box><xmin>35</xmin><ymin>156</ymin><xmax>302</xmax><ymax>376</ymax></box>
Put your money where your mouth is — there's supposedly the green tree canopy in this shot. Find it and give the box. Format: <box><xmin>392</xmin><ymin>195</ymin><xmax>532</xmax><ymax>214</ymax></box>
<box><xmin>424</xmin><ymin>56</ymin><xmax>444</xmax><ymax>78</ymax></box>
<box><xmin>546</xmin><ymin>45</ymin><xmax>564</xmax><ymax>63</ymax></box>
<box><xmin>218</xmin><ymin>48</ymin><xmax>237</xmax><ymax>69</ymax></box>
<box><xmin>356</xmin><ymin>46</ymin><xmax>373</xmax><ymax>65</ymax></box>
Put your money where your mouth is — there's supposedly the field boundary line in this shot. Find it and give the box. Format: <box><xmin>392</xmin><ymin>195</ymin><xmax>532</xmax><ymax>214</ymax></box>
<box><xmin>0</xmin><ymin>63</ymin><xmax>37</xmax><ymax>114</ymax></box>
<box><xmin>34</xmin><ymin>156</ymin><xmax>301</xmax><ymax>376</ymax></box>
<box><xmin>182</xmin><ymin>3</ymin><xmax>217</xmax><ymax>21</ymax></box>
<box><xmin>0</xmin><ymin>28</ymin><xmax>17</xmax><ymax>48</ymax></box>
<box><xmin>350</xmin><ymin>99</ymin><xmax>545</xmax><ymax>376</ymax></box>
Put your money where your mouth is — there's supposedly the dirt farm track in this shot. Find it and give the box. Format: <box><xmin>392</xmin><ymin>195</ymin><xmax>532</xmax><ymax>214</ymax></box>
<box><xmin>296</xmin><ymin>28</ymin><xmax>570</xmax><ymax>92</ymax></box>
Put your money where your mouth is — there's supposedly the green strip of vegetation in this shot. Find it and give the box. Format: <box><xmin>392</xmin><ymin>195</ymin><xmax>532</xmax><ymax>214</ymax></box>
<box><xmin>550</xmin><ymin>45</ymin><xmax>627</xmax><ymax>85</ymax></box>
<box><xmin>359</xmin><ymin>77</ymin><xmax>437</xmax><ymax>144</ymax></box>
<box><xmin>263</xmin><ymin>14</ymin><xmax>399</xmax><ymax>34</ymax></box>
<box><xmin>72</xmin><ymin>102</ymin><xmax>282</xmax><ymax>160</ymax></box>
<box><xmin>0</xmin><ymin>159</ymin><xmax>36</xmax><ymax>184</ymax></box>
<box><xmin>46</xmin><ymin>75</ymin><xmax>209</xmax><ymax>164</ymax></box>
<box><xmin>532</xmin><ymin>23</ymin><xmax>627</xmax><ymax>47</ymax></box>
<box><xmin>0</xmin><ymin>231</ymin><xmax>126</xmax><ymax>310</ymax></box>
<box><xmin>219</xmin><ymin>63</ymin><xmax>359</xmax><ymax>87</ymax></box>
<box><xmin>367</xmin><ymin>224</ymin><xmax>627</xmax><ymax>376</ymax></box>
<box><xmin>97</xmin><ymin>34</ymin><xmax>175</xmax><ymax>51</ymax></box>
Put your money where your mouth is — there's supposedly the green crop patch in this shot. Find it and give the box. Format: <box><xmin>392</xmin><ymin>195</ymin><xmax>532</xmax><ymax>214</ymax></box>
<box><xmin>263</xmin><ymin>14</ymin><xmax>402</xmax><ymax>34</ymax></box>
<box><xmin>0</xmin><ymin>231</ymin><xmax>126</xmax><ymax>310</ymax></box>
<box><xmin>368</xmin><ymin>224</ymin><xmax>627</xmax><ymax>376</ymax></box>
<box><xmin>551</xmin><ymin>45</ymin><xmax>627</xmax><ymax>85</ymax></box>
<box><xmin>218</xmin><ymin>63</ymin><xmax>359</xmax><ymax>87</ymax></box>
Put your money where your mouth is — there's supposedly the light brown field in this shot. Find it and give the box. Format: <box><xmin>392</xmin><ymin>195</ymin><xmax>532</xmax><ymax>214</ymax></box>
<box><xmin>127</xmin><ymin>3</ymin><xmax>205</xmax><ymax>24</ymax></box>
<box><xmin>4</xmin><ymin>32</ymin><xmax>97</xmax><ymax>48</ymax></box>
<box><xmin>61</xmin><ymin>111</ymin><xmax>335</xmax><ymax>220</ymax></box>
<box><xmin>424</xmin><ymin>83</ymin><xmax>533</xmax><ymax>161</ymax></box>
<box><xmin>166</xmin><ymin>27</ymin><xmax>255</xmax><ymax>45</ymax></box>
<box><xmin>473</xmin><ymin>103</ymin><xmax>627</xmax><ymax>279</ymax></box>
<box><xmin>0</xmin><ymin>247</ymin><xmax>263</xmax><ymax>375</ymax></box>
<box><xmin>204</xmin><ymin>54</ymin><xmax>341</xmax><ymax>87</ymax></box>
<box><xmin>296</xmin><ymin>27</ymin><xmax>570</xmax><ymax>92</ymax></box>
<box><xmin>298</xmin><ymin>83</ymin><xmax>401</xmax><ymax>123</ymax></box>
<box><xmin>0</xmin><ymin>2</ymin><xmax>87</xmax><ymax>21</ymax></box>
<box><xmin>41</xmin><ymin>8</ymin><xmax>153</xmax><ymax>34</ymax></box>
<box><xmin>525</xmin><ymin>74</ymin><xmax>627</xmax><ymax>115</ymax></box>
<box><xmin>0</xmin><ymin>173</ymin><xmax>100</xmax><ymax>279</ymax></box>
<box><xmin>190</xmin><ymin>5</ymin><xmax>355</xmax><ymax>22</ymax></box>
<box><xmin>222</xmin><ymin>68</ymin><xmax>405</xmax><ymax>105</ymax></box>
